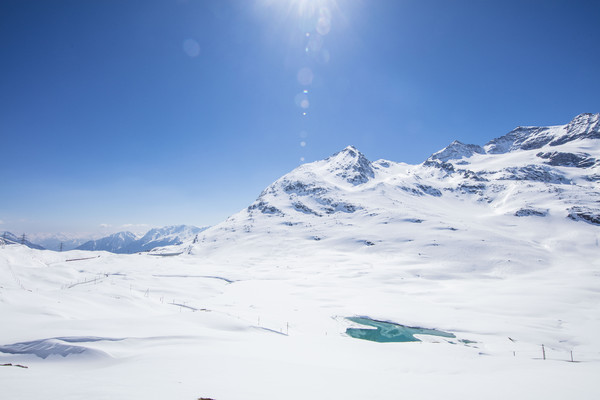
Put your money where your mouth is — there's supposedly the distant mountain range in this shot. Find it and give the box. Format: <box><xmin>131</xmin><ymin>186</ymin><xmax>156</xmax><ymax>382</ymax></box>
<box><xmin>75</xmin><ymin>225</ymin><xmax>208</xmax><ymax>254</ymax></box>
<box><xmin>2</xmin><ymin>225</ymin><xmax>208</xmax><ymax>254</ymax></box>
<box><xmin>75</xmin><ymin>231</ymin><xmax>139</xmax><ymax>253</ymax></box>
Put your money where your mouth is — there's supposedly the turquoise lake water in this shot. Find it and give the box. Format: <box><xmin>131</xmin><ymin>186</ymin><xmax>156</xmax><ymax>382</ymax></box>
<box><xmin>346</xmin><ymin>317</ymin><xmax>455</xmax><ymax>343</ymax></box>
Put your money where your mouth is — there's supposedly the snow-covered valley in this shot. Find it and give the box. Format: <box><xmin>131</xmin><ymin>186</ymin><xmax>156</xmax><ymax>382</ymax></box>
<box><xmin>1</xmin><ymin>114</ymin><xmax>599</xmax><ymax>399</ymax></box>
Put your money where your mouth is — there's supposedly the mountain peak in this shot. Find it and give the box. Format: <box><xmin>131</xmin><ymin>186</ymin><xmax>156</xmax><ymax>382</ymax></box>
<box><xmin>325</xmin><ymin>146</ymin><xmax>374</xmax><ymax>185</ymax></box>
<box><xmin>428</xmin><ymin>140</ymin><xmax>484</xmax><ymax>162</ymax></box>
<box><xmin>563</xmin><ymin>112</ymin><xmax>599</xmax><ymax>141</ymax></box>
<box><xmin>569</xmin><ymin>112</ymin><xmax>598</xmax><ymax>124</ymax></box>
<box><xmin>341</xmin><ymin>145</ymin><xmax>360</xmax><ymax>154</ymax></box>
<box><xmin>76</xmin><ymin>231</ymin><xmax>137</xmax><ymax>252</ymax></box>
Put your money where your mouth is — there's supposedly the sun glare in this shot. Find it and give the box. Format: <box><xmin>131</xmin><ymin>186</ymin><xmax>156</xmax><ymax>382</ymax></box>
<box><xmin>258</xmin><ymin>0</ymin><xmax>340</xmax><ymax>22</ymax></box>
<box><xmin>290</xmin><ymin>0</ymin><xmax>337</xmax><ymax>18</ymax></box>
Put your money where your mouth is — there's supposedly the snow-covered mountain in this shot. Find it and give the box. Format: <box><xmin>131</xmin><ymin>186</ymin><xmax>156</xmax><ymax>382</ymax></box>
<box><xmin>123</xmin><ymin>225</ymin><xmax>208</xmax><ymax>253</ymax></box>
<box><xmin>75</xmin><ymin>231</ymin><xmax>138</xmax><ymax>253</ymax></box>
<box><xmin>74</xmin><ymin>225</ymin><xmax>208</xmax><ymax>253</ymax></box>
<box><xmin>166</xmin><ymin>113</ymin><xmax>599</xmax><ymax>257</ymax></box>
<box><xmin>0</xmin><ymin>231</ymin><xmax>45</xmax><ymax>250</ymax></box>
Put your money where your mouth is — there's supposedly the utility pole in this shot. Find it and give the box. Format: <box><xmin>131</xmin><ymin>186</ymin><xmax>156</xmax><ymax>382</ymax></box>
<box><xmin>59</xmin><ymin>242</ymin><xmax>64</xmax><ymax>252</ymax></box>
<box><xmin>21</xmin><ymin>233</ymin><xmax>27</xmax><ymax>245</ymax></box>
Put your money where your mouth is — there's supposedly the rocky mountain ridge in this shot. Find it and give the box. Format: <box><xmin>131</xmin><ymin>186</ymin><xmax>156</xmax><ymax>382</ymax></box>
<box><xmin>169</xmin><ymin>113</ymin><xmax>599</xmax><ymax>257</ymax></box>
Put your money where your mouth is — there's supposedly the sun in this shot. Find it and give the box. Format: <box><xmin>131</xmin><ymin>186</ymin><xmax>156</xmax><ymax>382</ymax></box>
<box><xmin>257</xmin><ymin>0</ymin><xmax>340</xmax><ymax>22</ymax></box>
<box><xmin>289</xmin><ymin>0</ymin><xmax>337</xmax><ymax>18</ymax></box>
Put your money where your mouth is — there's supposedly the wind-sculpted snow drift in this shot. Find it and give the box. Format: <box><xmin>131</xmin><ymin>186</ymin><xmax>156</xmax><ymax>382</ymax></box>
<box><xmin>0</xmin><ymin>337</ymin><xmax>123</xmax><ymax>359</ymax></box>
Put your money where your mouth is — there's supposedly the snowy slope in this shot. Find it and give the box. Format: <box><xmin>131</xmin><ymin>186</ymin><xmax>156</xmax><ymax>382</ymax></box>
<box><xmin>1</xmin><ymin>114</ymin><xmax>599</xmax><ymax>400</ymax></box>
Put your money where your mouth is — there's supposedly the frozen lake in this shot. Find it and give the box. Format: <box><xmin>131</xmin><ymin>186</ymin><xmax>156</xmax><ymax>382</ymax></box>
<box><xmin>346</xmin><ymin>317</ymin><xmax>456</xmax><ymax>343</ymax></box>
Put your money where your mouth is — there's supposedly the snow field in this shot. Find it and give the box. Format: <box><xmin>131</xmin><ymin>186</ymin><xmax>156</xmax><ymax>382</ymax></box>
<box><xmin>1</xmin><ymin>238</ymin><xmax>599</xmax><ymax>399</ymax></box>
<box><xmin>2</xmin><ymin>115</ymin><xmax>599</xmax><ymax>398</ymax></box>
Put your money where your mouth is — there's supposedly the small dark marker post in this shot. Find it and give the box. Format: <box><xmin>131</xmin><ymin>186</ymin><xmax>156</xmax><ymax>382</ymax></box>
<box><xmin>542</xmin><ymin>344</ymin><xmax>546</xmax><ymax>360</ymax></box>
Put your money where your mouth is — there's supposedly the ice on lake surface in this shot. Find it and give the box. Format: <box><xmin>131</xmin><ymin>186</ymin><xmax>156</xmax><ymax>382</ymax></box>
<box><xmin>346</xmin><ymin>317</ymin><xmax>456</xmax><ymax>343</ymax></box>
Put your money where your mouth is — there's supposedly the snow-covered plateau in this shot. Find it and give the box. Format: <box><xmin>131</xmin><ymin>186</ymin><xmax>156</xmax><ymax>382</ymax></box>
<box><xmin>1</xmin><ymin>113</ymin><xmax>599</xmax><ymax>399</ymax></box>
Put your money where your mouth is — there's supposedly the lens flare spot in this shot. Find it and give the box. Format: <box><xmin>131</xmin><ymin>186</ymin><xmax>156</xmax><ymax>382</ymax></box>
<box><xmin>300</xmin><ymin>157</ymin><xmax>305</xmax><ymax>162</ymax></box>
<box><xmin>297</xmin><ymin>67</ymin><xmax>314</xmax><ymax>86</ymax></box>
<box><xmin>182</xmin><ymin>39</ymin><xmax>200</xmax><ymax>57</ymax></box>
<box><xmin>300</xmin><ymin>141</ymin><xmax>307</xmax><ymax>147</ymax></box>
<box><xmin>294</xmin><ymin>92</ymin><xmax>310</xmax><ymax>109</ymax></box>
<box><xmin>316</xmin><ymin>8</ymin><xmax>332</xmax><ymax>35</ymax></box>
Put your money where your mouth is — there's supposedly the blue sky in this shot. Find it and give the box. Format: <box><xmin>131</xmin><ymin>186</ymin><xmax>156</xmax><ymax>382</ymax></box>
<box><xmin>1</xmin><ymin>0</ymin><xmax>599</xmax><ymax>236</ymax></box>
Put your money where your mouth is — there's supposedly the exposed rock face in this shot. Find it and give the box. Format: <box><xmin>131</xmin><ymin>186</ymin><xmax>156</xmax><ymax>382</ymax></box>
<box><xmin>567</xmin><ymin>207</ymin><xmax>600</xmax><ymax>225</ymax></box>
<box><xmin>515</xmin><ymin>208</ymin><xmax>549</xmax><ymax>217</ymax></box>
<box><xmin>536</xmin><ymin>152</ymin><xmax>596</xmax><ymax>168</ymax></box>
